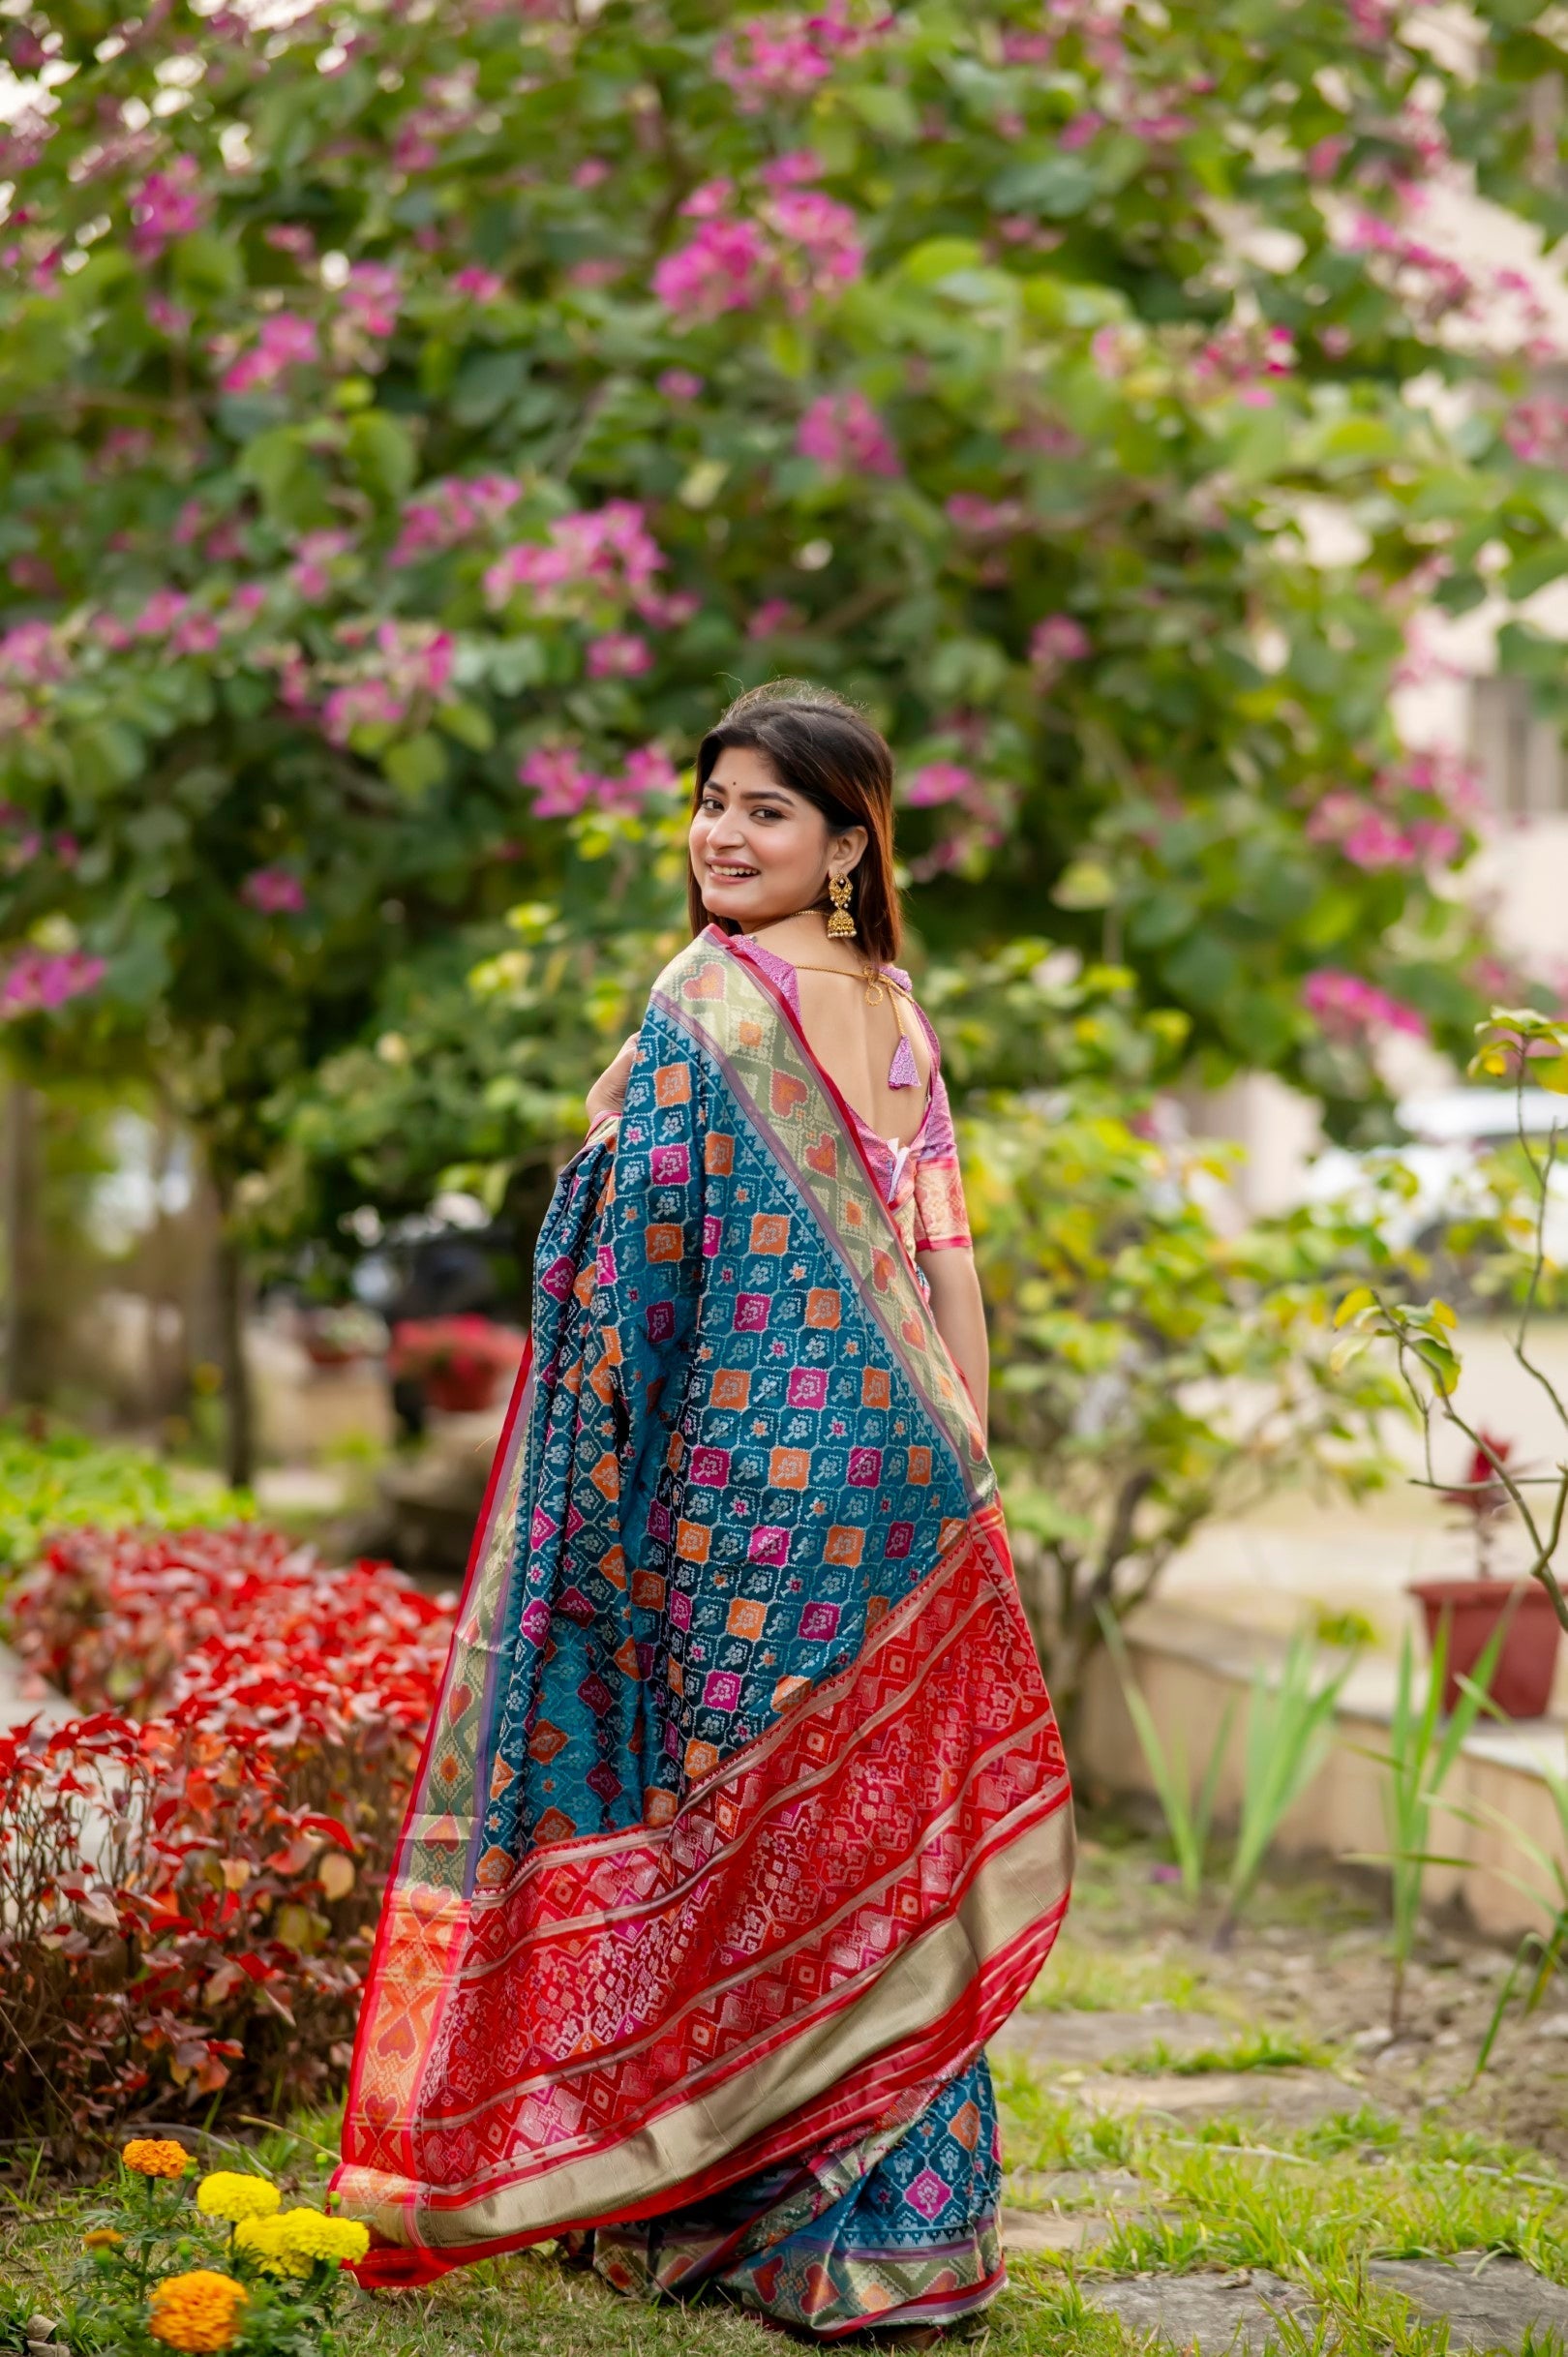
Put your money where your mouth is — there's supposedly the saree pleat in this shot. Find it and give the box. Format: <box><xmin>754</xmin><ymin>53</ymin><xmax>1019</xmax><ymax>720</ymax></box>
<box><xmin>335</xmin><ymin>931</ymin><xmax>1073</xmax><ymax>2330</ymax></box>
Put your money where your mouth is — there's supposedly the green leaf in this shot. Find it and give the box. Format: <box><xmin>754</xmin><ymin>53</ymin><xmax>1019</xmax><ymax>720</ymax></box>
<box><xmin>237</xmin><ymin>427</ymin><xmax>332</xmax><ymax>531</ymax></box>
<box><xmin>347</xmin><ymin>411</ymin><xmax>417</xmax><ymax>504</ymax></box>
<box><xmin>437</xmin><ymin>701</ymin><xmax>497</xmax><ymax>753</ymax></box>
<box><xmin>383</xmin><ymin>732</ymin><xmax>448</xmax><ymax>799</ymax></box>
<box><xmin>986</xmin><ymin>155</ymin><xmax>1097</xmax><ymax>218</ymax></box>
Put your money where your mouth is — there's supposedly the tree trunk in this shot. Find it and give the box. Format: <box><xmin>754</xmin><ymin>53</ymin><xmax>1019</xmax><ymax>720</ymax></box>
<box><xmin>214</xmin><ymin>1213</ymin><xmax>255</xmax><ymax>1490</ymax></box>
<box><xmin>2</xmin><ymin>1080</ymin><xmax>45</xmax><ymax>1407</ymax></box>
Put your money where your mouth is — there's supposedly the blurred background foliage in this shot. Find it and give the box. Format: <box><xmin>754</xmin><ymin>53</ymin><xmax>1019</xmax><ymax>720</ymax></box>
<box><xmin>0</xmin><ymin>0</ymin><xmax>1564</xmax><ymax>1474</ymax></box>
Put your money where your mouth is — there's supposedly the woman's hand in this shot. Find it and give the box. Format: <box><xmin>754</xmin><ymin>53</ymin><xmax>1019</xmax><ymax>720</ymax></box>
<box><xmin>586</xmin><ymin>1035</ymin><xmax>639</xmax><ymax>1128</ymax></box>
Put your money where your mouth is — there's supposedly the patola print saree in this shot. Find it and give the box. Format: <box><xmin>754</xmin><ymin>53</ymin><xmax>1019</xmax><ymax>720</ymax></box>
<box><xmin>335</xmin><ymin>928</ymin><xmax>1073</xmax><ymax>2334</ymax></box>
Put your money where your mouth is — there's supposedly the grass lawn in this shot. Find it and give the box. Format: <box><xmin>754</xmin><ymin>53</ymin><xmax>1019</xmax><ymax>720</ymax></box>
<box><xmin>6</xmin><ymin>1831</ymin><xmax>1567</xmax><ymax>2355</ymax></box>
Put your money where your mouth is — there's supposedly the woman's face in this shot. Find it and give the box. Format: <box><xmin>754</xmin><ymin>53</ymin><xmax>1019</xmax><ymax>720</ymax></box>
<box><xmin>690</xmin><ymin>746</ymin><xmax>866</xmax><ymax>932</ymax></box>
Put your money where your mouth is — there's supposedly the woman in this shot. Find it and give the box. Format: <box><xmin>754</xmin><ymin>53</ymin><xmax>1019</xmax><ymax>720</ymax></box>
<box><xmin>336</xmin><ymin>683</ymin><xmax>1073</xmax><ymax>2338</ymax></box>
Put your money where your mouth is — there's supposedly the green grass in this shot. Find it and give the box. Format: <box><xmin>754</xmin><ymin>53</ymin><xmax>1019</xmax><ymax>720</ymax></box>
<box><xmin>7</xmin><ymin>2066</ymin><xmax>1568</xmax><ymax>2356</ymax></box>
<box><xmin>1110</xmin><ymin>2028</ymin><xmax>1341</xmax><ymax>2078</ymax></box>
<box><xmin>1021</xmin><ymin>1937</ymin><xmax>1211</xmax><ymax>2017</ymax></box>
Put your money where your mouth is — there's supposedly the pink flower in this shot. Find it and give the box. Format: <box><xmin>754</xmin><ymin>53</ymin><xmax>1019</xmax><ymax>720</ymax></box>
<box><xmin>0</xmin><ymin>949</ymin><xmax>106</xmax><ymax>1020</ymax></box>
<box><xmin>221</xmin><ymin>313</ymin><xmax>318</xmax><ymax>395</ymax></box>
<box><xmin>765</xmin><ymin>187</ymin><xmax>863</xmax><ymax>299</ymax></box>
<box><xmin>759</xmin><ymin>151</ymin><xmax>824</xmax><ymax>190</ymax></box>
<box><xmin>519</xmin><ymin>745</ymin><xmax>594</xmax><ymax>819</ymax></box>
<box><xmin>288</xmin><ymin>530</ymin><xmax>353</xmax><ymax>601</ymax></box>
<box><xmin>1302</xmin><ymin>969</ymin><xmax>1428</xmax><ymax>1041</ymax></box>
<box><xmin>574</xmin><ymin>159</ymin><xmax>612</xmax><ymax>189</ymax></box>
<box><xmin>453</xmin><ymin>265</ymin><xmax>506</xmax><ymax>303</ymax></box>
<box><xmin>343</xmin><ymin>262</ymin><xmax>400</xmax><ymax>339</ymax></box>
<box><xmin>567</xmin><ymin>257</ymin><xmax>622</xmax><ymax>290</ymax></box>
<box><xmin>485</xmin><ymin>500</ymin><xmax>666</xmax><ymax>613</ymax></box>
<box><xmin>389</xmin><ymin>472</ymin><xmax>523</xmax><ymax>566</ymax></box>
<box><xmin>639</xmin><ymin>587</ymin><xmax>701</xmax><ymax>629</ymax></box>
<box><xmin>658</xmin><ymin>368</ymin><xmax>704</xmax><ymax>401</ymax></box>
<box><xmin>904</xmin><ymin>762</ymin><xmax>976</xmax><ymax>808</ymax></box>
<box><xmin>619</xmin><ymin>745</ymin><xmax>679</xmax><ymax>801</ymax></box>
<box><xmin>0</xmin><ymin>621</ymin><xmax>64</xmax><ymax>686</ymax></box>
<box><xmin>1030</xmin><ymin>615</ymin><xmax>1091</xmax><ymax>672</ymax></box>
<box><xmin>681</xmin><ymin>179</ymin><xmax>737</xmax><ymax>221</ymax></box>
<box><xmin>947</xmin><ymin>494</ymin><xmax>1025</xmax><ymax>537</ymax></box>
<box><xmin>748</xmin><ymin>599</ymin><xmax>804</xmax><ymax>639</ymax></box>
<box><xmin>322</xmin><ymin>679</ymin><xmax>407</xmax><ymax>744</ymax></box>
<box><xmin>264</xmin><ymin>225</ymin><xmax>317</xmax><ymax>260</ymax></box>
<box><xmin>172</xmin><ymin>612</ymin><xmax>222</xmax><ymax>657</ymax></box>
<box><xmin>796</xmin><ymin>390</ymin><xmax>898</xmax><ymax>476</ymax></box>
<box><xmin>713</xmin><ymin>2</ymin><xmax>885</xmax><ymax>109</ymax></box>
<box><xmin>144</xmin><ymin>294</ymin><xmax>191</xmax><ymax>340</ymax></box>
<box><xmin>586</xmin><ymin>632</ymin><xmax>653</xmax><ymax>679</ymax></box>
<box><xmin>128</xmin><ymin>157</ymin><xmax>206</xmax><ymax>260</ymax></box>
<box><xmin>242</xmin><ymin>867</ymin><xmax>307</xmax><ymax>917</ymax></box>
<box><xmin>653</xmin><ymin>217</ymin><xmax>771</xmax><ymax>318</ymax></box>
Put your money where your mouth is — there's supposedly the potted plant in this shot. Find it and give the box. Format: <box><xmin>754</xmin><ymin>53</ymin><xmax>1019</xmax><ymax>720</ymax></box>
<box><xmin>387</xmin><ymin>1314</ymin><xmax>527</xmax><ymax>1415</ymax></box>
<box><xmin>1336</xmin><ymin>1008</ymin><xmax>1568</xmax><ymax>1721</ymax></box>
<box><xmin>298</xmin><ymin>1302</ymin><xmax>386</xmax><ymax>1370</ymax></box>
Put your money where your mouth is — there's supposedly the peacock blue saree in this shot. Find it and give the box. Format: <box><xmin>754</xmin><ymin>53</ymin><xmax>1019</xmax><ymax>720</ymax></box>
<box><xmin>335</xmin><ymin>927</ymin><xmax>1073</xmax><ymax>2335</ymax></box>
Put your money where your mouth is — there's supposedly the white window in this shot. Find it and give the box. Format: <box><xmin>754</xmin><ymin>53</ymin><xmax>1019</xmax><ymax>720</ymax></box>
<box><xmin>1470</xmin><ymin>674</ymin><xmax>1568</xmax><ymax>816</ymax></box>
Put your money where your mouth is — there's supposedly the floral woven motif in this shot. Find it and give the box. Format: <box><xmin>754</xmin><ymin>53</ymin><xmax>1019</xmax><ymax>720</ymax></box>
<box><xmin>335</xmin><ymin>933</ymin><xmax>1073</xmax><ymax>2326</ymax></box>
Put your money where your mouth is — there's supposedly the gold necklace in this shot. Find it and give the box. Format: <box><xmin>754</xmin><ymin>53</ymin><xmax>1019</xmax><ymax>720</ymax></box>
<box><xmin>749</xmin><ymin>914</ymin><xmax>890</xmax><ymax>1005</ymax></box>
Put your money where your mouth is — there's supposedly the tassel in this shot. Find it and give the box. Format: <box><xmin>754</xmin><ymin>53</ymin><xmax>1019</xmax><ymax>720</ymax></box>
<box><xmin>888</xmin><ymin>1032</ymin><xmax>919</xmax><ymax>1090</ymax></box>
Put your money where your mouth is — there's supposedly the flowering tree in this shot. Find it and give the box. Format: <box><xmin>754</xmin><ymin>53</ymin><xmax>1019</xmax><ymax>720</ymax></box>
<box><xmin>2</xmin><ymin>0</ymin><xmax>1567</xmax><ymax>1462</ymax></box>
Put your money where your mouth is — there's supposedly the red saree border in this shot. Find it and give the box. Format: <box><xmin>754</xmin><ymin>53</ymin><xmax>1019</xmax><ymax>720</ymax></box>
<box><xmin>334</xmin><ymin>1338</ymin><xmax>533</xmax><ymax>2178</ymax></box>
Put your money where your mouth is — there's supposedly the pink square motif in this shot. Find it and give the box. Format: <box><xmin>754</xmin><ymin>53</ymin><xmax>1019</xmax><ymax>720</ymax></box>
<box><xmin>848</xmin><ymin>1446</ymin><xmax>883</xmax><ymax>1487</ymax></box>
<box><xmin>703</xmin><ymin>1215</ymin><xmax>723</xmax><ymax>1257</ymax></box>
<box><xmin>788</xmin><ymin>1368</ymin><xmax>828</xmax><ymax>1408</ymax></box>
<box><xmin>748</xmin><ymin>1525</ymin><xmax>790</xmax><ymax>1565</ymax></box>
<box><xmin>734</xmin><ymin>1292</ymin><xmax>770</xmax><ymax>1331</ymax></box>
<box><xmin>799</xmin><ymin>1602</ymin><xmax>840</xmax><ymax>1642</ymax></box>
<box><xmin>704</xmin><ymin>1670</ymin><xmax>742</xmax><ymax>1711</ymax></box>
<box><xmin>690</xmin><ymin>1447</ymin><xmax>731</xmax><ymax>1487</ymax></box>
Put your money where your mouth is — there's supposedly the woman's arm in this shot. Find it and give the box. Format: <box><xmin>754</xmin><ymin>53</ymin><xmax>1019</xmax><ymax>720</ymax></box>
<box><xmin>919</xmin><ymin>1246</ymin><xmax>988</xmax><ymax>1439</ymax></box>
<box><xmin>585</xmin><ymin>1034</ymin><xmax>639</xmax><ymax>1128</ymax></box>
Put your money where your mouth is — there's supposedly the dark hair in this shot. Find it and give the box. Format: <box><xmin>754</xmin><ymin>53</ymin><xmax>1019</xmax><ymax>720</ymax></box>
<box><xmin>689</xmin><ymin>680</ymin><xmax>902</xmax><ymax>963</ymax></box>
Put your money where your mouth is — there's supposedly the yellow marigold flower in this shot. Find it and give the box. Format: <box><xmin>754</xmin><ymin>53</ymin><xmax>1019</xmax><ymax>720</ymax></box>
<box><xmin>274</xmin><ymin>2207</ymin><xmax>372</xmax><ymax>2266</ymax></box>
<box><xmin>122</xmin><ymin>2138</ymin><xmax>191</xmax><ymax>2180</ymax></box>
<box><xmin>146</xmin><ymin>2270</ymin><xmax>248</xmax><ymax>2352</ymax></box>
<box><xmin>232</xmin><ymin>2216</ymin><xmax>297</xmax><ymax>2278</ymax></box>
<box><xmin>83</xmin><ymin>2228</ymin><xmax>124</xmax><ymax>2250</ymax></box>
<box><xmin>195</xmin><ymin>2171</ymin><xmax>281</xmax><ymax>2223</ymax></box>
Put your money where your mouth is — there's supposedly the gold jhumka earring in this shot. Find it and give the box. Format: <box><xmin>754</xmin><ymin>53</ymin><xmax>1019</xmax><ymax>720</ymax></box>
<box><xmin>827</xmin><ymin>873</ymin><xmax>856</xmax><ymax>939</ymax></box>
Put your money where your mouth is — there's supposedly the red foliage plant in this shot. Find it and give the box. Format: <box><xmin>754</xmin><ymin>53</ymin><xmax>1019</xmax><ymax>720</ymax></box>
<box><xmin>1</xmin><ymin>1526</ymin><xmax>454</xmax><ymax>2146</ymax></box>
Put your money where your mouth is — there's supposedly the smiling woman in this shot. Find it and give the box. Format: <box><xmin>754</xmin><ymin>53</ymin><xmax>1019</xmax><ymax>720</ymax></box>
<box><xmin>336</xmin><ymin>681</ymin><xmax>1074</xmax><ymax>2341</ymax></box>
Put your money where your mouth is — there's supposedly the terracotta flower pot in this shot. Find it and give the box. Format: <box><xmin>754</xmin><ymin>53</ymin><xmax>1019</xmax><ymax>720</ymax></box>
<box><xmin>1407</xmin><ymin>1577</ymin><xmax>1562</xmax><ymax>1720</ymax></box>
<box><xmin>424</xmin><ymin>1363</ymin><xmax>504</xmax><ymax>1415</ymax></box>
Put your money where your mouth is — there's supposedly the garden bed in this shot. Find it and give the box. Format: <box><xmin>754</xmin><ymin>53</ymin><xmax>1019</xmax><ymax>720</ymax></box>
<box><xmin>5</xmin><ymin>1833</ymin><xmax>1568</xmax><ymax>2355</ymax></box>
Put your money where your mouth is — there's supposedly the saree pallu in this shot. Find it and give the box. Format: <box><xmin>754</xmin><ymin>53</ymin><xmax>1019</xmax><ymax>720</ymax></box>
<box><xmin>335</xmin><ymin>930</ymin><xmax>1074</xmax><ymax>2334</ymax></box>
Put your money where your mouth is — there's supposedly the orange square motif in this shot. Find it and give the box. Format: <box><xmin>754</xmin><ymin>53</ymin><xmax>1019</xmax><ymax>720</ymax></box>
<box><xmin>685</xmin><ymin>1738</ymin><xmax>719</xmax><ymax>1778</ymax></box>
<box><xmin>677</xmin><ymin>1519</ymin><xmax>711</xmax><ymax>1561</ymax></box>
<box><xmin>631</xmin><ymin>1569</ymin><xmax>666</xmax><ymax>1612</ymax></box>
<box><xmin>861</xmin><ymin>1367</ymin><xmax>891</xmax><ymax>1410</ymax></box>
<box><xmin>600</xmin><ymin>1544</ymin><xmax>627</xmax><ymax>1589</ymax></box>
<box><xmin>772</xmin><ymin>1674</ymin><xmax>810</xmax><ymax>1711</ymax></box>
<box><xmin>614</xmin><ymin>1635</ymin><xmax>641</xmax><ymax>1678</ymax></box>
<box><xmin>668</xmin><ymin>1659</ymin><xmax>685</xmax><ymax>1696</ymax></box>
<box><xmin>825</xmin><ymin>1525</ymin><xmax>865</xmax><ymax>1565</ymax></box>
<box><xmin>711</xmin><ymin>1368</ymin><xmax>750</xmax><ymax>1410</ymax></box>
<box><xmin>749</xmin><ymin>1214</ymin><xmax>790</xmax><ymax>1254</ymax></box>
<box><xmin>769</xmin><ymin>1446</ymin><xmax>810</xmax><ymax>1490</ymax></box>
<box><xmin>645</xmin><ymin>1787</ymin><xmax>678</xmax><ymax>1826</ymax></box>
<box><xmin>654</xmin><ymin>1063</ymin><xmax>691</xmax><ymax>1105</ymax></box>
<box><xmin>867</xmin><ymin>1593</ymin><xmax>890</xmax><ymax>1630</ymax></box>
<box><xmin>666</xmin><ymin>1431</ymin><xmax>684</xmax><ymax>1471</ymax></box>
<box><xmin>705</xmin><ymin>1133</ymin><xmax>735</xmax><ymax>1175</ymax></box>
<box><xmin>646</xmin><ymin>1224</ymin><xmax>683</xmax><ymax>1263</ymax></box>
<box><xmin>906</xmin><ymin>1445</ymin><xmax>932</xmax><ymax>1485</ymax></box>
<box><xmin>739</xmin><ymin>1017</ymin><xmax>764</xmax><ymax>1048</ymax></box>
<box><xmin>804</xmin><ymin>1288</ymin><xmax>841</xmax><ymax>1329</ymax></box>
<box><xmin>589</xmin><ymin>1452</ymin><xmax>619</xmax><ymax>1501</ymax></box>
<box><xmin>727</xmin><ymin>1598</ymin><xmax>768</xmax><ymax>1641</ymax></box>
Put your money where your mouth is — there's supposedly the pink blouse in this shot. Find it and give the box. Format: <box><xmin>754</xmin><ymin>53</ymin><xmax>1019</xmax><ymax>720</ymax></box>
<box><xmin>721</xmin><ymin>930</ymin><xmax>973</xmax><ymax>1259</ymax></box>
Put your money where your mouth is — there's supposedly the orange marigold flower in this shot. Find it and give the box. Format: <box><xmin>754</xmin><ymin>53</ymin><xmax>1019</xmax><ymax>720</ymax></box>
<box><xmin>122</xmin><ymin>2138</ymin><xmax>191</xmax><ymax>2179</ymax></box>
<box><xmin>147</xmin><ymin>2270</ymin><xmax>248</xmax><ymax>2352</ymax></box>
<box><xmin>83</xmin><ymin>2227</ymin><xmax>125</xmax><ymax>2250</ymax></box>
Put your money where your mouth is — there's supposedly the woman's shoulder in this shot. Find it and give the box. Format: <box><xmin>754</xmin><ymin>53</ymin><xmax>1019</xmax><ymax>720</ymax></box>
<box><xmin>648</xmin><ymin>927</ymin><xmax>730</xmax><ymax>1001</ymax></box>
